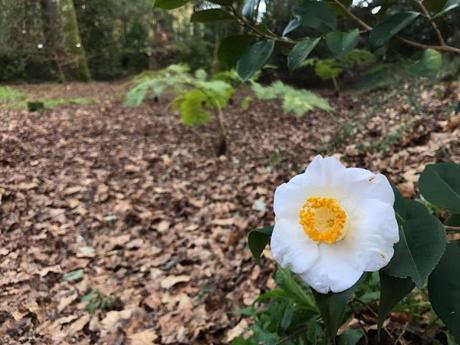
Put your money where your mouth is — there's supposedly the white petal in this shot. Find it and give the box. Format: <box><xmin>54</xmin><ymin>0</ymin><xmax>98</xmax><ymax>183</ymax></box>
<box><xmin>304</xmin><ymin>155</ymin><xmax>348</xmax><ymax>195</ymax></box>
<box><xmin>343</xmin><ymin>168</ymin><xmax>395</xmax><ymax>206</ymax></box>
<box><xmin>346</xmin><ymin>199</ymin><xmax>399</xmax><ymax>271</ymax></box>
<box><xmin>271</xmin><ymin>217</ymin><xmax>319</xmax><ymax>274</ymax></box>
<box><xmin>300</xmin><ymin>243</ymin><xmax>363</xmax><ymax>293</ymax></box>
<box><xmin>273</xmin><ymin>173</ymin><xmax>311</xmax><ymax>219</ymax></box>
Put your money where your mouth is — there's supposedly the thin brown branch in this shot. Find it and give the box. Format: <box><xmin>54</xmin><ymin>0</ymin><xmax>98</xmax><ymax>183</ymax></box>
<box><xmin>397</xmin><ymin>37</ymin><xmax>460</xmax><ymax>53</ymax></box>
<box><xmin>224</xmin><ymin>1</ymin><xmax>460</xmax><ymax>54</ymax></box>
<box><xmin>330</xmin><ymin>0</ymin><xmax>460</xmax><ymax>54</ymax></box>
<box><xmin>331</xmin><ymin>0</ymin><xmax>371</xmax><ymax>31</ymax></box>
<box><xmin>228</xmin><ymin>6</ymin><xmax>295</xmax><ymax>44</ymax></box>
<box><xmin>446</xmin><ymin>225</ymin><xmax>460</xmax><ymax>232</ymax></box>
<box><xmin>414</xmin><ymin>0</ymin><xmax>446</xmax><ymax>46</ymax></box>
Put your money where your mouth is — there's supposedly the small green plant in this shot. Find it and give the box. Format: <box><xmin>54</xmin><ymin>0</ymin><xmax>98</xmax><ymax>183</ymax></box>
<box><xmin>241</xmin><ymin>96</ymin><xmax>252</xmax><ymax>111</ymax></box>
<box><xmin>304</xmin><ymin>49</ymin><xmax>376</xmax><ymax>93</ymax></box>
<box><xmin>126</xmin><ymin>64</ymin><xmax>234</xmax><ymax>155</ymax></box>
<box><xmin>81</xmin><ymin>289</ymin><xmax>112</xmax><ymax>315</ymax></box>
<box><xmin>27</xmin><ymin>101</ymin><xmax>45</xmax><ymax>112</ymax></box>
<box><xmin>251</xmin><ymin>80</ymin><xmax>332</xmax><ymax>117</ymax></box>
<box><xmin>0</xmin><ymin>86</ymin><xmax>26</xmax><ymax>105</ymax></box>
<box><xmin>267</xmin><ymin>151</ymin><xmax>283</xmax><ymax>170</ymax></box>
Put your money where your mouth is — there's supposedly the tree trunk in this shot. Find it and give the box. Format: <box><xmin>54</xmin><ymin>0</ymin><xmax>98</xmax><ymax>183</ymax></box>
<box><xmin>40</xmin><ymin>0</ymin><xmax>90</xmax><ymax>81</ymax></box>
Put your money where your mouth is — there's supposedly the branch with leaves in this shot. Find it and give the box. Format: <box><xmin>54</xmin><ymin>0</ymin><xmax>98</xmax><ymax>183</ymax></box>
<box><xmin>155</xmin><ymin>0</ymin><xmax>460</xmax><ymax>82</ymax></box>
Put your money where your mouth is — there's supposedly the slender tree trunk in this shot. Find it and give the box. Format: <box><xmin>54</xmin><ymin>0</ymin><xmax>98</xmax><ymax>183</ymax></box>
<box><xmin>40</xmin><ymin>0</ymin><xmax>90</xmax><ymax>81</ymax></box>
<box><xmin>214</xmin><ymin>108</ymin><xmax>227</xmax><ymax>156</ymax></box>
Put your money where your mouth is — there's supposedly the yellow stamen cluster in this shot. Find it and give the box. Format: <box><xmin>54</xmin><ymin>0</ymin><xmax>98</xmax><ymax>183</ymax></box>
<box><xmin>299</xmin><ymin>197</ymin><xmax>347</xmax><ymax>244</ymax></box>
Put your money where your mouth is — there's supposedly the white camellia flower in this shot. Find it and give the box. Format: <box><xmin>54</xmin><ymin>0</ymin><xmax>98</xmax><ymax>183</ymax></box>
<box><xmin>271</xmin><ymin>155</ymin><xmax>399</xmax><ymax>294</ymax></box>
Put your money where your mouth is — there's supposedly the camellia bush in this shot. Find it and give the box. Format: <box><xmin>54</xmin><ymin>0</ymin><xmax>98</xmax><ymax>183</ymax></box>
<box><xmin>154</xmin><ymin>0</ymin><xmax>460</xmax><ymax>82</ymax></box>
<box><xmin>152</xmin><ymin>1</ymin><xmax>460</xmax><ymax>343</ymax></box>
<box><xmin>241</xmin><ymin>156</ymin><xmax>460</xmax><ymax>344</ymax></box>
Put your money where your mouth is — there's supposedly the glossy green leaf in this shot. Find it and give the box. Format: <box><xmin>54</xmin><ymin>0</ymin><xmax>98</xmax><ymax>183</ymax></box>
<box><xmin>218</xmin><ymin>35</ymin><xmax>253</xmax><ymax>69</ymax></box>
<box><xmin>153</xmin><ymin>0</ymin><xmax>189</xmax><ymax>9</ymax></box>
<box><xmin>428</xmin><ymin>241</ymin><xmax>460</xmax><ymax>343</ymax></box>
<box><xmin>369</xmin><ymin>12</ymin><xmax>420</xmax><ymax>47</ymax></box>
<box><xmin>236</xmin><ymin>40</ymin><xmax>275</xmax><ymax>81</ymax></box>
<box><xmin>433</xmin><ymin>0</ymin><xmax>460</xmax><ymax>19</ymax></box>
<box><xmin>191</xmin><ymin>9</ymin><xmax>234</xmax><ymax>22</ymax></box>
<box><xmin>419</xmin><ymin>163</ymin><xmax>460</xmax><ymax>214</ymax></box>
<box><xmin>378</xmin><ymin>271</ymin><xmax>415</xmax><ymax>329</ymax></box>
<box><xmin>392</xmin><ymin>184</ymin><xmax>407</xmax><ymax>221</ymax></box>
<box><xmin>287</xmin><ymin>37</ymin><xmax>321</xmax><ymax>71</ymax></box>
<box><xmin>325</xmin><ymin>29</ymin><xmax>360</xmax><ymax>57</ymax></box>
<box><xmin>292</xmin><ymin>1</ymin><xmax>337</xmax><ymax>33</ymax></box>
<box><xmin>312</xmin><ymin>276</ymin><xmax>363</xmax><ymax>339</ymax></box>
<box><xmin>248</xmin><ymin>226</ymin><xmax>273</xmax><ymax>262</ymax></box>
<box><xmin>384</xmin><ymin>201</ymin><xmax>447</xmax><ymax>287</ymax></box>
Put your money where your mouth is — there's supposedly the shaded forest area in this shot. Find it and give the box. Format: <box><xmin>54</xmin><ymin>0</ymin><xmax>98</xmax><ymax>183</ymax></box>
<box><xmin>0</xmin><ymin>0</ymin><xmax>208</xmax><ymax>81</ymax></box>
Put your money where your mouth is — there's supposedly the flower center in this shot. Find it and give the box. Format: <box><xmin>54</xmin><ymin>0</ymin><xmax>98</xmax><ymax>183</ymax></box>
<box><xmin>299</xmin><ymin>197</ymin><xmax>347</xmax><ymax>244</ymax></box>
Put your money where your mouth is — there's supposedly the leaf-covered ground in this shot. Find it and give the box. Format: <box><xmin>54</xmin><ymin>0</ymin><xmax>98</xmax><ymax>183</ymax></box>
<box><xmin>0</xmin><ymin>81</ymin><xmax>459</xmax><ymax>344</ymax></box>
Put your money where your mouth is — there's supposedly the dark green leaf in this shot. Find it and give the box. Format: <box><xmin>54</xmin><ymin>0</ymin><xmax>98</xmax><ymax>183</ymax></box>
<box><xmin>384</xmin><ymin>201</ymin><xmax>447</xmax><ymax>287</ymax></box>
<box><xmin>428</xmin><ymin>241</ymin><xmax>460</xmax><ymax>343</ymax></box>
<box><xmin>292</xmin><ymin>1</ymin><xmax>337</xmax><ymax>33</ymax></box>
<box><xmin>255</xmin><ymin>288</ymin><xmax>288</xmax><ymax>303</ymax></box>
<box><xmin>191</xmin><ymin>9</ymin><xmax>234</xmax><ymax>23</ymax></box>
<box><xmin>433</xmin><ymin>0</ymin><xmax>460</xmax><ymax>19</ymax></box>
<box><xmin>153</xmin><ymin>0</ymin><xmax>189</xmax><ymax>9</ymax></box>
<box><xmin>248</xmin><ymin>226</ymin><xmax>273</xmax><ymax>262</ymax></box>
<box><xmin>392</xmin><ymin>184</ymin><xmax>407</xmax><ymax>221</ymax></box>
<box><xmin>276</xmin><ymin>267</ymin><xmax>318</xmax><ymax>312</ymax></box>
<box><xmin>419</xmin><ymin>163</ymin><xmax>460</xmax><ymax>214</ymax></box>
<box><xmin>378</xmin><ymin>271</ymin><xmax>415</xmax><ymax>329</ymax></box>
<box><xmin>312</xmin><ymin>276</ymin><xmax>363</xmax><ymax>339</ymax></box>
<box><xmin>218</xmin><ymin>35</ymin><xmax>253</xmax><ymax>69</ymax></box>
<box><xmin>281</xmin><ymin>302</ymin><xmax>295</xmax><ymax>330</ymax></box>
<box><xmin>369</xmin><ymin>12</ymin><xmax>420</xmax><ymax>47</ymax></box>
<box><xmin>337</xmin><ymin>328</ymin><xmax>364</xmax><ymax>345</ymax></box>
<box><xmin>236</xmin><ymin>40</ymin><xmax>275</xmax><ymax>81</ymax></box>
<box><xmin>326</xmin><ymin>29</ymin><xmax>360</xmax><ymax>57</ymax></box>
<box><xmin>287</xmin><ymin>37</ymin><xmax>321</xmax><ymax>71</ymax></box>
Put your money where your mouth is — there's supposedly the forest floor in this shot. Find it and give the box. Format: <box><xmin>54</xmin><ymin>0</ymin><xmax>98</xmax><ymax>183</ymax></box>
<box><xmin>0</xmin><ymin>80</ymin><xmax>459</xmax><ymax>345</ymax></box>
